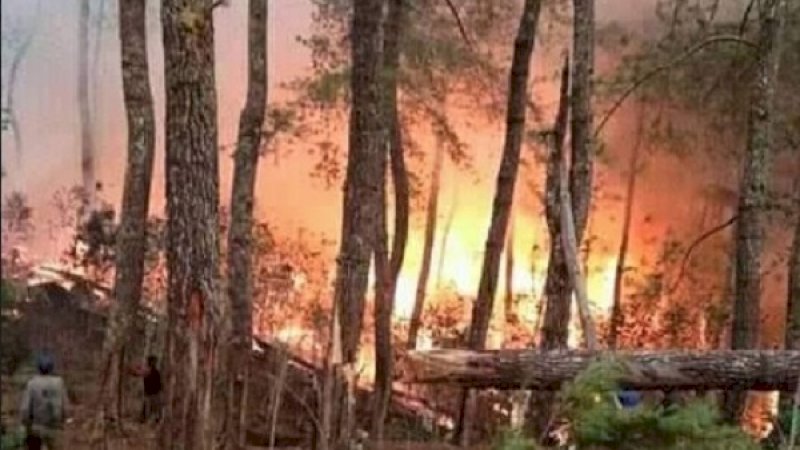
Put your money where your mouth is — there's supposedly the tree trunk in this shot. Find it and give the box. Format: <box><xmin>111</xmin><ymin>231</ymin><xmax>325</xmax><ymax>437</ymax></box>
<box><xmin>328</xmin><ymin>0</ymin><xmax>385</xmax><ymax>445</ymax></box>
<box><xmin>435</xmin><ymin>186</ymin><xmax>456</xmax><ymax>291</ymax></box>
<box><xmin>371</xmin><ymin>0</ymin><xmax>407</xmax><ymax>433</ymax></box>
<box><xmin>468</xmin><ymin>0</ymin><xmax>542</xmax><ymax>358</ymax></box>
<box><xmin>78</xmin><ymin>0</ymin><xmax>96</xmax><ymax>209</ymax></box>
<box><xmin>504</xmin><ymin>217</ymin><xmax>515</xmax><ymax>325</ymax></box>
<box><xmin>788</xmin><ymin>186</ymin><xmax>800</xmax><ymax>352</ymax></box>
<box><xmin>558</xmin><ymin>133</ymin><xmax>598</xmax><ymax>351</ymax></box>
<box><xmin>406</xmin><ymin>349</ymin><xmax>800</xmax><ymax>391</ymax></box>
<box><xmin>387</xmin><ymin>0</ymin><xmax>410</xmax><ymax>298</ymax></box>
<box><xmin>568</xmin><ymin>0</ymin><xmax>595</xmax><ymax>246</ymax></box>
<box><xmin>528</xmin><ymin>52</ymin><xmax>571</xmax><ymax>439</ymax></box>
<box><xmin>4</xmin><ymin>0</ymin><xmax>41</xmax><ymax>182</ymax></box>
<box><xmin>408</xmin><ymin>140</ymin><xmax>444</xmax><ymax>350</ymax></box>
<box><xmin>371</xmin><ymin>140</ymin><xmax>392</xmax><ymax>441</ymax></box>
<box><xmin>609</xmin><ymin>101</ymin><xmax>644</xmax><ymax>350</ymax></box>
<box><xmin>224</xmin><ymin>1</ymin><xmax>268</xmax><ymax>448</ymax></box>
<box><xmin>723</xmin><ymin>0</ymin><xmax>782</xmax><ymax>423</ymax></box>
<box><xmin>781</xmin><ymin>182</ymin><xmax>800</xmax><ymax>410</ymax></box>
<box><xmin>456</xmin><ymin>1</ymin><xmax>543</xmax><ymax>444</ymax></box>
<box><xmin>159</xmin><ymin>1</ymin><xmax>221</xmax><ymax>449</ymax></box>
<box><xmin>96</xmin><ymin>0</ymin><xmax>156</xmax><ymax>430</ymax></box>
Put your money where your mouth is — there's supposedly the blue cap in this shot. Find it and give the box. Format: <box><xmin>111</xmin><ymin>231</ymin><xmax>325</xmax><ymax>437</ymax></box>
<box><xmin>36</xmin><ymin>352</ymin><xmax>54</xmax><ymax>375</ymax></box>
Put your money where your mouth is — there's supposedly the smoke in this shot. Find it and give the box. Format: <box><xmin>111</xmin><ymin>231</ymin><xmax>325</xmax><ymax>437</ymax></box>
<box><xmin>0</xmin><ymin>0</ymin><xmax>791</xmax><ymax>346</ymax></box>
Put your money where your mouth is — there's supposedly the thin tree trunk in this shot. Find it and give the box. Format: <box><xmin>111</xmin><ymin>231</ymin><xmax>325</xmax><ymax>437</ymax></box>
<box><xmin>159</xmin><ymin>1</ymin><xmax>221</xmax><ymax>449</ymax></box>
<box><xmin>408</xmin><ymin>141</ymin><xmax>444</xmax><ymax>350</ymax></box>
<box><xmin>371</xmin><ymin>144</ymin><xmax>392</xmax><ymax>441</ymax></box>
<box><xmin>387</xmin><ymin>0</ymin><xmax>409</xmax><ymax>297</ymax></box>
<box><xmin>527</xmin><ymin>53</ymin><xmax>571</xmax><ymax>439</ymax></box>
<box><xmin>456</xmin><ymin>1</ymin><xmax>543</xmax><ymax>444</ymax></box>
<box><xmin>370</xmin><ymin>1</ymin><xmax>407</xmax><ymax>437</ymax></box>
<box><xmin>96</xmin><ymin>0</ymin><xmax>155</xmax><ymax>431</ymax></box>
<box><xmin>435</xmin><ymin>185</ymin><xmax>456</xmax><ymax>291</ymax></box>
<box><xmin>78</xmin><ymin>0</ymin><xmax>96</xmax><ymax>209</ymax></box>
<box><xmin>568</xmin><ymin>0</ymin><xmax>595</xmax><ymax>246</ymax></box>
<box><xmin>224</xmin><ymin>1</ymin><xmax>268</xmax><ymax>448</ymax></box>
<box><xmin>329</xmin><ymin>0</ymin><xmax>386</xmax><ymax>445</ymax></box>
<box><xmin>3</xmin><ymin>0</ymin><xmax>41</xmax><ymax>181</ymax></box>
<box><xmin>609</xmin><ymin>101</ymin><xmax>644</xmax><ymax>349</ymax></box>
<box><xmin>723</xmin><ymin>0</ymin><xmax>782</xmax><ymax>424</ymax></box>
<box><xmin>504</xmin><ymin>217</ymin><xmax>516</xmax><ymax>325</ymax></box>
<box><xmin>558</xmin><ymin>138</ymin><xmax>598</xmax><ymax>350</ymax></box>
<box><xmin>468</xmin><ymin>0</ymin><xmax>542</xmax><ymax>362</ymax></box>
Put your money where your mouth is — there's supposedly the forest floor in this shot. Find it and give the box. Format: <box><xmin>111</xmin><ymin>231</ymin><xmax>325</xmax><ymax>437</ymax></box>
<box><xmin>2</xmin><ymin>362</ymin><xmax>494</xmax><ymax>450</ymax></box>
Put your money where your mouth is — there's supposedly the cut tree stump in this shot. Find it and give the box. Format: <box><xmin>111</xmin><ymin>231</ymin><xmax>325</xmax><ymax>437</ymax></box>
<box><xmin>404</xmin><ymin>349</ymin><xmax>800</xmax><ymax>391</ymax></box>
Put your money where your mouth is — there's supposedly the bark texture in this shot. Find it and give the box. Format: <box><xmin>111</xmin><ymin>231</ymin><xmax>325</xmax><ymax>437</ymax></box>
<box><xmin>724</xmin><ymin>0</ymin><xmax>782</xmax><ymax>423</ymax></box>
<box><xmin>371</xmin><ymin>0</ymin><xmax>406</xmax><ymax>437</ymax></box>
<box><xmin>371</xmin><ymin>146</ymin><xmax>392</xmax><ymax>440</ymax></box>
<box><xmin>782</xmin><ymin>183</ymin><xmax>800</xmax><ymax>410</ymax></box>
<box><xmin>540</xmin><ymin>56</ymin><xmax>572</xmax><ymax>353</ymax></box>
<box><xmin>568</xmin><ymin>0</ymin><xmax>595</xmax><ymax>245</ymax></box>
<box><xmin>78</xmin><ymin>0</ymin><xmax>96</xmax><ymax>208</ymax></box>
<box><xmin>609</xmin><ymin>101</ymin><xmax>644</xmax><ymax>349</ymax></box>
<box><xmin>788</xmin><ymin>186</ymin><xmax>800</xmax><ymax>352</ymax></box>
<box><xmin>159</xmin><ymin>1</ymin><xmax>221</xmax><ymax>449</ymax></box>
<box><xmin>408</xmin><ymin>141</ymin><xmax>444</xmax><ymax>349</ymax></box>
<box><xmin>468</xmin><ymin>0</ymin><xmax>542</xmax><ymax>352</ymax></box>
<box><xmin>387</xmin><ymin>0</ymin><xmax>410</xmax><ymax>295</ymax></box>
<box><xmin>527</xmin><ymin>56</ymin><xmax>571</xmax><ymax>437</ymax></box>
<box><xmin>407</xmin><ymin>349</ymin><xmax>800</xmax><ymax>391</ymax></box>
<box><xmin>558</xmin><ymin>131</ymin><xmax>598</xmax><ymax>350</ymax></box>
<box><xmin>538</xmin><ymin>0</ymin><xmax>595</xmax><ymax>358</ymax></box>
<box><xmin>328</xmin><ymin>0</ymin><xmax>385</xmax><ymax>445</ymax></box>
<box><xmin>456</xmin><ymin>1</ymin><xmax>542</xmax><ymax>444</ymax></box>
<box><xmin>504</xmin><ymin>218</ymin><xmax>515</xmax><ymax>325</ymax></box>
<box><xmin>97</xmin><ymin>0</ymin><xmax>156</xmax><ymax>428</ymax></box>
<box><xmin>332</xmin><ymin>0</ymin><xmax>384</xmax><ymax>370</ymax></box>
<box><xmin>224</xmin><ymin>1</ymin><xmax>268</xmax><ymax>448</ymax></box>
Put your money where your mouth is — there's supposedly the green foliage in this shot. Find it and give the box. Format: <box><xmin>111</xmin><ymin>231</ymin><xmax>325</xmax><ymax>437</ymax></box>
<box><xmin>558</xmin><ymin>359</ymin><xmax>759</xmax><ymax>450</ymax></box>
<box><xmin>0</xmin><ymin>427</ymin><xmax>25</xmax><ymax>450</ymax></box>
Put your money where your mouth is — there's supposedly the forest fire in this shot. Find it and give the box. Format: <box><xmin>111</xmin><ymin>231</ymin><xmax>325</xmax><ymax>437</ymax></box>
<box><xmin>2</xmin><ymin>0</ymin><xmax>798</xmax><ymax>448</ymax></box>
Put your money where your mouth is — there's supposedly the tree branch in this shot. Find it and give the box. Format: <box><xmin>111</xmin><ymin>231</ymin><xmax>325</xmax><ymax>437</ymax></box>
<box><xmin>668</xmin><ymin>215</ymin><xmax>738</xmax><ymax>294</ymax></box>
<box><xmin>442</xmin><ymin>0</ymin><xmax>473</xmax><ymax>49</ymax></box>
<box><xmin>594</xmin><ymin>35</ymin><xmax>757</xmax><ymax>139</ymax></box>
<box><xmin>739</xmin><ymin>0</ymin><xmax>756</xmax><ymax>35</ymax></box>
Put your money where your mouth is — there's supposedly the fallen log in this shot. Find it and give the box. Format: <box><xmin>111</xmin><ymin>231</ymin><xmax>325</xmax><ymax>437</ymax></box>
<box><xmin>405</xmin><ymin>349</ymin><xmax>800</xmax><ymax>391</ymax></box>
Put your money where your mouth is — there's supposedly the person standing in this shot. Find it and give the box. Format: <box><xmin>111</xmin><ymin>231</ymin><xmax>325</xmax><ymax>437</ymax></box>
<box><xmin>129</xmin><ymin>355</ymin><xmax>162</xmax><ymax>423</ymax></box>
<box><xmin>19</xmin><ymin>353</ymin><xmax>69</xmax><ymax>450</ymax></box>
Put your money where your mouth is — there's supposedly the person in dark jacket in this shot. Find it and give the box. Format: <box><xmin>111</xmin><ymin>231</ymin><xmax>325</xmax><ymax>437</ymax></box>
<box><xmin>129</xmin><ymin>355</ymin><xmax>162</xmax><ymax>423</ymax></box>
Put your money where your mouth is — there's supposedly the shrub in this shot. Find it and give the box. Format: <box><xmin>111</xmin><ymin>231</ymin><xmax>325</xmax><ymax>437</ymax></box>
<box><xmin>0</xmin><ymin>280</ymin><xmax>29</xmax><ymax>376</ymax></box>
<box><xmin>558</xmin><ymin>359</ymin><xmax>759</xmax><ymax>450</ymax></box>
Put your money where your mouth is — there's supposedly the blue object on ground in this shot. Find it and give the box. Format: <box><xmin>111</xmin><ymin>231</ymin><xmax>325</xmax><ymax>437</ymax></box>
<box><xmin>617</xmin><ymin>390</ymin><xmax>642</xmax><ymax>409</ymax></box>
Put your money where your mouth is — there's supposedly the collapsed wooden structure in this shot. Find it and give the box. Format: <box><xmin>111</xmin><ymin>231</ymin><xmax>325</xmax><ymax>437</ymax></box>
<box><xmin>16</xmin><ymin>270</ymin><xmax>450</xmax><ymax>444</ymax></box>
<box><xmin>405</xmin><ymin>349</ymin><xmax>800</xmax><ymax>391</ymax></box>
